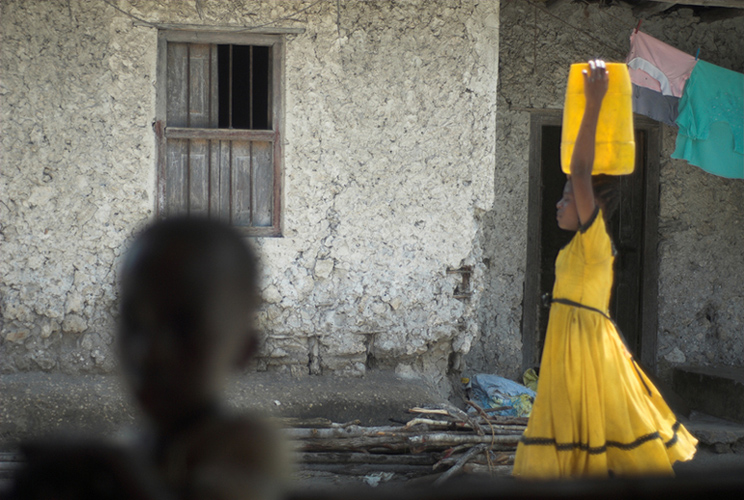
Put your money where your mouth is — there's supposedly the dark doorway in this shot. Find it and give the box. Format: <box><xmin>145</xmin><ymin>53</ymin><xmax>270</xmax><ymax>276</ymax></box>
<box><xmin>522</xmin><ymin>113</ymin><xmax>661</xmax><ymax>373</ymax></box>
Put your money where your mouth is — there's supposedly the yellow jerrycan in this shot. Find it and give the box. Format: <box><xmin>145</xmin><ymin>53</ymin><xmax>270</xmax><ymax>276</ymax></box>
<box><xmin>561</xmin><ymin>62</ymin><xmax>635</xmax><ymax>175</ymax></box>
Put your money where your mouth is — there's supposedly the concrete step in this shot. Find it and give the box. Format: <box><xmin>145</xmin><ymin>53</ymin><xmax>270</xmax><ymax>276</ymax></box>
<box><xmin>673</xmin><ymin>366</ymin><xmax>744</xmax><ymax>424</ymax></box>
<box><xmin>683</xmin><ymin>411</ymin><xmax>744</xmax><ymax>452</ymax></box>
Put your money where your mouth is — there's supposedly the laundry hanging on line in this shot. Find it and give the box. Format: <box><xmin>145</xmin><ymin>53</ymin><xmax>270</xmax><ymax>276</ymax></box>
<box><xmin>626</xmin><ymin>29</ymin><xmax>697</xmax><ymax>98</ymax></box>
<box><xmin>631</xmin><ymin>82</ymin><xmax>681</xmax><ymax>127</ymax></box>
<box><xmin>672</xmin><ymin>59</ymin><xmax>744</xmax><ymax>179</ymax></box>
<box><xmin>624</xmin><ymin>29</ymin><xmax>743</xmax><ymax>179</ymax></box>
<box><xmin>625</xmin><ymin>30</ymin><xmax>698</xmax><ymax>126</ymax></box>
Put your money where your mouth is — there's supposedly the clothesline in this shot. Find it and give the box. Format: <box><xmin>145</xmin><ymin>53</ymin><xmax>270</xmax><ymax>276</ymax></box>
<box><xmin>627</xmin><ymin>30</ymin><xmax>743</xmax><ymax>179</ymax></box>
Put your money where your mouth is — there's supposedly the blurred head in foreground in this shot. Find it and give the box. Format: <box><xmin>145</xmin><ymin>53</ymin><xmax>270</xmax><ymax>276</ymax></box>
<box><xmin>118</xmin><ymin>216</ymin><xmax>261</xmax><ymax>432</ymax></box>
<box><xmin>12</xmin><ymin>217</ymin><xmax>288</xmax><ymax>500</ymax></box>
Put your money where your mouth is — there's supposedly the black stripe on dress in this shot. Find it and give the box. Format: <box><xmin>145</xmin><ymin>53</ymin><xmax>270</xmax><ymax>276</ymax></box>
<box><xmin>665</xmin><ymin>421</ymin><xmax>681</xmax><ymax>448</ymax></box>
<box><xmin>520</xmin><ymin>421</ymin><xmax>683</xmax><ymax>455</ymax></box>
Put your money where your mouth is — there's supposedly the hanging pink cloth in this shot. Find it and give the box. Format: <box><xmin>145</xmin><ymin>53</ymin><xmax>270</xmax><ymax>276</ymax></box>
<box><xmin>626</xmin><ymin>30</ymin><xmax>697</xmax><ymax>97</ymax></box>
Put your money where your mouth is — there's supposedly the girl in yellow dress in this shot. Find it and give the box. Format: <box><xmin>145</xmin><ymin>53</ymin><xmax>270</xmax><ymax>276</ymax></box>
<box><xmin>512</xmin><ymin>60</ymin><xmax>697</xmax><ymax>478</ymax></box>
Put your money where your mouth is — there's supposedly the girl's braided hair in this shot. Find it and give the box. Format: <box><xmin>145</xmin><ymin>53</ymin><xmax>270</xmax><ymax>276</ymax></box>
<box><xmin>592</xmin><ymin>174</ymin><xmax>619</xmax><ymax>220</ymax></box>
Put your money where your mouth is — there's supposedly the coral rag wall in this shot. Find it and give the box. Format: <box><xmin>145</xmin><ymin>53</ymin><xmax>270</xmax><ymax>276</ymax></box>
<box><xmin>0</xmin><ymin>0</ymin><xmax>501</xmax><ymax>393</ymax></box>
<box><xmin>488</xmin><ymin>0</ymin><xmax>744</xmax><ymax>381</ymax></box>
<box><xmin>0</xmin><ymin>0</ymin><xmax>156</xmax><ymax>373</ymax></box>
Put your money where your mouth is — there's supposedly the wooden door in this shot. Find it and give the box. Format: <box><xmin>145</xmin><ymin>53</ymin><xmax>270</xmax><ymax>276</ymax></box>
<box><xmin>522</xmin><ymin>113</ymin><xmax>661</xmax><ymax>372</ymax></box>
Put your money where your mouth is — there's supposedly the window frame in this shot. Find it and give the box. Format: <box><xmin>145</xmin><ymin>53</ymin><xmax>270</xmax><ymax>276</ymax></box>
<box><xmin>155</xmin><ymin>30</ymin><xmax>284</xmax><ymax>237</ymax></box>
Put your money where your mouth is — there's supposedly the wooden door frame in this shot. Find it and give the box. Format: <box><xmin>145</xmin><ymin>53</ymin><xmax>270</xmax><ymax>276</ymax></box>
<box><xmin>521</xmin><ymin>111</ymin><xmax>661</xmax><ymax>373</ymax></box>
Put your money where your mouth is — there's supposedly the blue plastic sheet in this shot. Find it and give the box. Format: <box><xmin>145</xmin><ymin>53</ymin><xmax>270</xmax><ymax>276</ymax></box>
<box><xmin>468</xmin><ymin>374</ymin><xmax>536</xmax><ymax>418</ymax></box>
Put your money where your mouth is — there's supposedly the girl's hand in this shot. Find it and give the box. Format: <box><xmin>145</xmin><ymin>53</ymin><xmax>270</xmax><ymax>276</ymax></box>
<box><xmin>582</xmin><ymin>59</ymin><xmax>608</xmax><ymax>108</ymax></box>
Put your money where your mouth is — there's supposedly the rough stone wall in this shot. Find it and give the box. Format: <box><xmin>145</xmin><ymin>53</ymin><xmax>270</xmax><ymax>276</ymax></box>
<box><xmin>0</xmin><ymin>0</ymin><xmax>157</xmax><ymax>373</ymax></box>
<box><xmin>486</xmin><ymin>0</ymin><xmax>744</xmax><ymax>382</ymax></box>
<box><xmin>1</xmin><ymin>0</ymin><xmax>500</xmax><ymax>394</ymax></box>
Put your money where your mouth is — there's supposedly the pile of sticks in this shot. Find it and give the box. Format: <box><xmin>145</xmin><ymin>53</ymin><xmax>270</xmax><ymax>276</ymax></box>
<box><xmin>283</xmin><ymin>403</ymin><xmax>527</xmax><ymax>484</ymax></box>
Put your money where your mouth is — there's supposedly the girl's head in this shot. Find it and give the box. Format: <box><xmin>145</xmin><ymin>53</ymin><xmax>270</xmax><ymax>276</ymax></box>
<box><xmin>556</xmin><ymin>175</ymin><xmax>618</xmax><ymax>231</ymax></box>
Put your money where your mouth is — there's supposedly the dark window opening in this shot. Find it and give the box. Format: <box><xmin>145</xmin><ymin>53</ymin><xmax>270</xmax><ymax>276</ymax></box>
<box><xmin>218</xmin><ymin>45</ymin><xmax>271</xmax><ymax>130</ymax></box>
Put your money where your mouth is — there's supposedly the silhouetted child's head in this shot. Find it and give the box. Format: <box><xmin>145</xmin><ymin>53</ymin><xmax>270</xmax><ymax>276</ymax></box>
<box><xmin>118</xmin><ymin>217</ymin><xmax>261</xmax><ymax>431</ymax></box>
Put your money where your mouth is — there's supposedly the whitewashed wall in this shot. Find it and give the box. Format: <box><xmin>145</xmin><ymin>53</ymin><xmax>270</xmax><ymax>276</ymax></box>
<box><xmin>0</xmin><ymin>0</ymin><xmax>501</xmax><ymax>393</ymax></box>
<box><xmin>1</xmin><ymin>0</ymin><xmax>157</xmax><ymax>373</ymax></box>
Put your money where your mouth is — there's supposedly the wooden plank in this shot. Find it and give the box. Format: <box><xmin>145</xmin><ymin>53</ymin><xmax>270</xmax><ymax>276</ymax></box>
<box><xmin>437</xmin><ymin>452</ymin><xmax>515</xmax><ymax>467</ymax></box>
<box><xmin>155</xmin><ymin>36</ymin><xmax>169</xmax><ymax>217</ymax></box>
<box><xmin>155</xmin><ymin>36</ymin><xmax>168</xmax><ymax>128</ymax></box>
<box><xmin>300</xmin><ymin>463</ymin><xmax>434</xmax><ymax>475</ymax></box>
<box><xmin>166</xmin><ymin>43</ymin><xmax>188</xmax><ymax>127</ymax></box>
<box><xmin>166</xmin><ymin>128</ymin><xmax>275</xmax><ymax>141</ymax></box>
<box><xmin>287</xmin><ymin>426</ymin><xmax>422</xmax><ymax>439</ymax></box>
<box><xmin>407</xmin><ymin>433</ymin><xmax>520</xmax><ymax>447</ymax></box>
<box><xmin>188</xmin><ymin>44</ymin><xmax>212</xmax><ymax>128</ymax></box>
<box><xmin>643</xmin><ymin>0</ymin><xmax>744</xmax><ymax>8</ymax></box>
<box><xmin>295</xmin><ymin>437</ymin><xmax>410</xmax><ymax>453</ymax></box>
<box><xmin>219</xmin><ymin>141</ymin><xmax>232</xmax><ymax>222</ymax></box>
<box><xmin>232</xmin><ymin>141</ymin><xmax>252</xmax><ymax>226</ymax></box>
<box><xmin>208</xmin><ymin>140</ymin><xmax>226</xmax><ymax>221</ymax></box>
<box><xmin>271</xmin><ymin>39</ymin><xmax>282</xmax><ymax>133</ymax></box>
<box><xmin>699</xmin><ymin>7</ymin><xmax>744</xmax><ymax>21</ymax></box>
<box><xmin>158</xmin><ymin>30</ymin><xmax>296</xmax><ymax>45</ymax></box>
<box><xmin>188</xmin><ymin>139</ymin><xmax>209</xmax><ymax>217</ymax></box>
<box><xmin>252</xmin><ymin>141</ymin><xmax>273</xmax><ymax>226</ymax></box>
<box><xmin>208</xmin><ymin>139</ymin><xmax>220</xmax><ymax>218</ymax></box>
<box><xmin>270</xmin><ymin>38</ymin><xmax>283</xmax><ymax>235</ymax></box>
<box><xmin>276</xmin><ymin>417</ymin><xmax>334</xmax><ymax>428</ymax></box>
<box><xmin>155</xmin><ymin>121</ymin><xmax>167</xmax><ymax>217</ymax></box>
<box><xmin>522</xmin><ymin>114</ymin><xmax>552</xmax><ymax>372</ymax></box>
<box><xmin>165</xmin><ymin>139</ymin><xmax>188</xmax><ymax>215</ymax></box>
<box><xmin>639</xmin><ymin>123</ymin><xmax>661</xmax><ymax>372</ymax></box>
<box><xmin>239</xmin><ymin>225</ymin><xmax>282</xmax><ymax>237</ymax></box>
<box><xmin>461</xmin><ymin>463</ymin><xmax>513</xmax><ymax>476</ymax></box>
<box><xmin>266</xmin><ymin>44</ymin><xmax>274</xmax><ymax>129</ymax></box>
<box><xmin>271</xmin><ymin>131</ymin><xmax>282</xmax><ymax>235</ymax></box>
<box><xmin>298</xmin><ymin>452</ymin><xmax>438</xmax><ymax>466</ymax></box>
<box><xmin>209</xmin><ymin>45</ymin><xmax>218</xmax><ymax>128</ymax></box>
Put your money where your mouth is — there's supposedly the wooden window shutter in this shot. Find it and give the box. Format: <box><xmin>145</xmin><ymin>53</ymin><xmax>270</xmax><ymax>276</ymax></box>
<box><xmin>158</xmin><ymin>34</ymin><xmax>282</xmax><ymax>237</ymax></box>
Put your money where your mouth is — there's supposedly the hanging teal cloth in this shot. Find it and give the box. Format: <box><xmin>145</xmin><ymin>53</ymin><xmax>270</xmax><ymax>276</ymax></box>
<box><xmin>672</xmin><ymin>59</ymin><xmax>744</xmax><ymax>179</ymax></box>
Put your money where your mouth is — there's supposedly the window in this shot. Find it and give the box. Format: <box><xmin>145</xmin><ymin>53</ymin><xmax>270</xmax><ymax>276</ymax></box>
<box><xmin>156</xmin><ymin>31</ymin><xmax>283</xmax><ymax>236</ymax></box>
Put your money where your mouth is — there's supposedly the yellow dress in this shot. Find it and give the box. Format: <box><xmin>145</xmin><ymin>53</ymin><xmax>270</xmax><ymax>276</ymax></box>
<box><xmin>513</xmin><ymin>208</ymin><xmax>697</xmax><ymax>478</ymax></box>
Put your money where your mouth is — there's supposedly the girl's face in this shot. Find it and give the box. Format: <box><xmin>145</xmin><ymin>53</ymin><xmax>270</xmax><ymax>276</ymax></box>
<box><xmin>556</xmin><ymin>180</ymin><xmax>580</xmax><ymax>231</ymax></box>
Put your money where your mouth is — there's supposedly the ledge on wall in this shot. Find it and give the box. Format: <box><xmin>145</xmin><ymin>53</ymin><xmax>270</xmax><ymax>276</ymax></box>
<box><xmin>673</xmin><ymin>365</ymin><xmax>744</xmax><ymax>425</ymax></box>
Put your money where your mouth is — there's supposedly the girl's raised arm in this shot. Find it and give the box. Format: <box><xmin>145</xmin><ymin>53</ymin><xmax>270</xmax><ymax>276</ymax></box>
<box><xmin>570</xmin><ymin>59</ymin><xmax>608</xmax><ymax>225</ymax></box>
